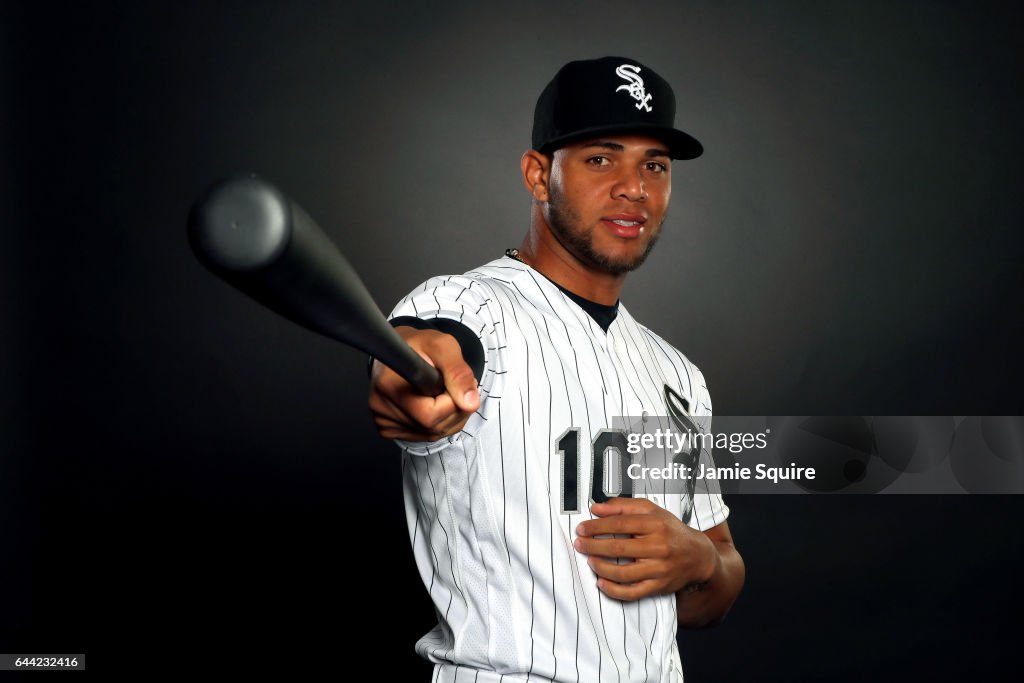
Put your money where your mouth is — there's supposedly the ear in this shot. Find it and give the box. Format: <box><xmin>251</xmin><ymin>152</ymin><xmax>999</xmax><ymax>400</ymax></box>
<box><xmin>520</xmin><ymin>150</ymin><xmax>551</xmax><ymax>202</ymax></box>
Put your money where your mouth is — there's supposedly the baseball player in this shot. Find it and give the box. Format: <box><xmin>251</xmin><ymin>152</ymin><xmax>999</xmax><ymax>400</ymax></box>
<box><xmin>369</xmin><ymin>56</ymin><xmax>744</xmax><ymax>682</ymax></box>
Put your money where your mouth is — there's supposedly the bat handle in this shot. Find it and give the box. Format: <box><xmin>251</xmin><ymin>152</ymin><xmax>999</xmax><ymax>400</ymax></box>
<box><xmin>408</xmin><ymin>359</ymin><xmax>445</xmax><ymax>397</ymax></box>
<box><xmin>375</xmin><ymin>330</ymin><xmax>446</xmax><ymax>397</ymax></box>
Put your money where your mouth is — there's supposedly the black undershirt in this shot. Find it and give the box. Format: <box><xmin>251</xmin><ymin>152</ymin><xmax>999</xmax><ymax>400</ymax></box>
<box><xmin>510</xmin><ymin>252</ymin><xmax>620</xmax><ymax>331</ymax></box>
<box><xmin>549</xmin><ymin>281</ymin><xmax>619</xmax><ymax>332</ymax></box>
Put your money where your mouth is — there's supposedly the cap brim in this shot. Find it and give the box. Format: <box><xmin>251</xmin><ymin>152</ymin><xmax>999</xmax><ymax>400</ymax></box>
<box><xmin>538</xmin><ymin>122</ymin><xmax>703</xmax><ymax>160</ymax></box>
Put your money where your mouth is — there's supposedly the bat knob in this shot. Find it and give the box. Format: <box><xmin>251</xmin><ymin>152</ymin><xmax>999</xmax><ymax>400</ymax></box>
<box><xmin>188</xmin><ymin>176</ymin><xmax>292</xmax><ymax>272</ymax></box>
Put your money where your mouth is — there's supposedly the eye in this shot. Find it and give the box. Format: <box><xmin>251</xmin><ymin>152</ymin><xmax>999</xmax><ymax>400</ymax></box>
<box><xmin>586</xmin><ymin>155</ymin><xmax>611</xmax><ymax>167</ymax></box>
<box><xmin>644</xmin><ymin>161</ymin><xmax>669</xmax><ymax>174</ymax></box>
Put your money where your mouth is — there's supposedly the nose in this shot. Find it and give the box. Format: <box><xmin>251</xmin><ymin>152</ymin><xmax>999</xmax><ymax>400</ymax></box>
<box><xmin>612</xmin><ymin>168</ymin><xmax>647</xmax><ymax>202</ymax></box>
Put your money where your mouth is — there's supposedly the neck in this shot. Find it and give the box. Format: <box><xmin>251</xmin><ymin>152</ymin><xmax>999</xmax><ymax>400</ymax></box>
<box><xmin>515</xmin><ymin>212</ymin><xmax>626</xmax><ymax>306</ymax></box>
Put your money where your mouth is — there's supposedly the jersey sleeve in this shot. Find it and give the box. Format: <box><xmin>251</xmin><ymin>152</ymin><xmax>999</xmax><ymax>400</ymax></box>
<box><xmin>684</xmin><ymin>365</ymin><xmax>731</xmax><ymax>532</ymax></box>
<box><xmin>385</xmin><ymin>274</ymin><xmax>506</xmax><ymax>456</ymax></box>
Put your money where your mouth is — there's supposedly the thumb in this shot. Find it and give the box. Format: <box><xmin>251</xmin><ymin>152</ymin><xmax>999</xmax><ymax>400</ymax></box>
<box><xmin>592</xmin><ymin>497</ymin><xmax>644</xmax><ymax>515</ymax></box>
<box><xmin>440</xmin><ymin>359</ymin><xmax>479</xmax><ymax>413</ymax></box>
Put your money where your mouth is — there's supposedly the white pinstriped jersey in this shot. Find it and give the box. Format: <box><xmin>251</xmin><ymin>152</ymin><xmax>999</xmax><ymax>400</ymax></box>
<box><xmin>389</xmin><ymin>256</ymin><xmax>729</xmax><ymax>683</ymax></box>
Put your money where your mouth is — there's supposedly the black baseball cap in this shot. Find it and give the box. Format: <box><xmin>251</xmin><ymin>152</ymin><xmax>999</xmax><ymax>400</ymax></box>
<box><xmin>531</xmin><ymin>56</ymin><xmax>703</xmax><ymax>160</ymax></box>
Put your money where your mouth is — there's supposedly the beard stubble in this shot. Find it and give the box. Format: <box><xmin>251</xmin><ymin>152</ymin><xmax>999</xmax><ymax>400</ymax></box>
<box><xmin>544</xmin><ymin>184</ymin><xmax>663</xmax><ymax>276</ymax></box>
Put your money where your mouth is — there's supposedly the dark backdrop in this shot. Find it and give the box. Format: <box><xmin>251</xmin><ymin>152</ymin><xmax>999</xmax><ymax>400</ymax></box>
<box><xmin>3</xmin><ymin>1</ymin><xmax>1022</xmax><ymax>680</ymax></box>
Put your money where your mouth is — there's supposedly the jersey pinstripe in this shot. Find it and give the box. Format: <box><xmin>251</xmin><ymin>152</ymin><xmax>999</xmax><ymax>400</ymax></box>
<box><xmin>389</xmin><ymin>256</ymin><xmax>729</xmax><ymax>683</ymax></box>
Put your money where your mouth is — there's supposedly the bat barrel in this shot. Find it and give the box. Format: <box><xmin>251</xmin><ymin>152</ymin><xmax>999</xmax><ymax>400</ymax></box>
<box><xmin>188</xmin><ymin>176</ymin><xmax>445</xmax><ymax>397</ymax></box>
<box><xmin>187</xmin><ymin>176</ymin><xmax>292</xmax><ymax>272</ymax></box>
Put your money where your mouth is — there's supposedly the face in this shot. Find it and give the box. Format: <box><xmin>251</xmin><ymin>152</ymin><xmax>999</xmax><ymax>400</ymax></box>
<box><xmin>543</xmin><ymin>134</ymin><xmax>672</xmax><ymax>275</ymax></box>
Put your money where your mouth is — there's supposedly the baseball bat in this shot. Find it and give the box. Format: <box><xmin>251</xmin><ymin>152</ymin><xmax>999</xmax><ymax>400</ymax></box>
<box><xmin>187</xmin><ymin>175</ymin><xmax>445</xmax><ymax>396</ymax></box>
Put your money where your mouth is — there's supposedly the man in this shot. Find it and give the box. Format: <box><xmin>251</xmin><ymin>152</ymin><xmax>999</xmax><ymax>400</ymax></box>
<box><xmin>369</xmin><ymin>56</ymin><xmax>744</xmax><ymax>682</ymax></box>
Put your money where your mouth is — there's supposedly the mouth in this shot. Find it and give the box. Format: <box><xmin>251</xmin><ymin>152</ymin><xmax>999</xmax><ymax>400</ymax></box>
<box><xmin>601</xmin><ymin>214</ymin><xmax>647</xmax><ymax>239</ymax></box>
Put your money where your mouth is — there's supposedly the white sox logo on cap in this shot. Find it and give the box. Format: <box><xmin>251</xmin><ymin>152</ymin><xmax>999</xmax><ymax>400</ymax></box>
<box><xmin>532</xmin><ymin>56</ymin><xmax>703</xmax><ymax>159</ymax></box>
<box><xmin>615</xmin><ymin>63</ymin><xmax>653</xmax><ymax>112</ymax></box>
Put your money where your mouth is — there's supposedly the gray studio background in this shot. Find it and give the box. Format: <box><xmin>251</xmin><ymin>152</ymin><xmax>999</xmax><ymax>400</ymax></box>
<box><xmin>3</xmin><ymin>1</ymin><xmax>1022</xmax><ymax>680</ymax></box>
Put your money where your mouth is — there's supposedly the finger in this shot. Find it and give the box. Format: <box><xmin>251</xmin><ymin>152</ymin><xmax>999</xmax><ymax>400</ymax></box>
<box><xmin>574</xmin><ymin>535</ymin><xmax>646</xmax><ymax>559</ymax></box>
<box><xmin>596</xmin><ymin>577</ymin><xmax>661</xmax><ymax>601</ymax></box>
<box><xmin>577</xmin><ymin>534</ymin><xmax>674</xmax><ymax>561</ymax></box>
<box><xmin>373</xmin><ymin>390</ymin><xmax>461</xmax><ymax>439</ymax></box>
<box><xmin>576</xmin><ymin>515</ymin><xmax>659</xmax><ymax>538</ymax></box>
<box><xmin>372</xmin><ymin>364</ymin><xmax>429</xmax><ymax>421</ymax></box>
<box><xmin>427</xmin><ymin>343</ymin><xmax>479</xmax><ymax>413</ymax></box>
<box><xmin>386</xmin><ymin>328</ymin><xmax>478</xmax><ymax>413</ymax></box>
<box><xmin>590</xmin><ymin>497</ymin><xmax>658</xmax><ymax>517</ymax></box>
<box><xmin>445</xmin><ymin>370</ymin><xmax>479</xmax><ymax>413</ymax></box>
<box><xmin>371</xmin><ymin>329</ymin><xmax>476</xmax><ymax>437</ymax></box>
<box><xmin>378</xmin><ymin>402</ymin><xmax>468</xmax><ymax>440</ymax></box>
<box><xmin>371</xmin><ymin>389</ymin><xmax>424</xmax><ymax>431</ymax></box>
<box><xmin>369</xmin><ymin>383</ymin><xmax>411</xmax><ymax>424</ymax></box>
<box><xmin>588</xmin><ymin>557</ymin><xmax>663</xmax><ymax>584</ymax></box>
<box><xmin>380</xmin><ymin>353</ymin><xmax>460</xmax><ymax>427</ymax></box>
<box><xmin>374</xmin><ymin>394</ymin><xmax>454</xmax><ymax>439</ymax></box>
<box><xmin>431</xmin><ymin>409</ymin><xmax>473</xmax><ymax>435</ymax></box>
<box><xmin>411</xmin><ymin>394</ymin><xmax>463</xmax><ymax>431</ymax></box>
<box><xmin>404</xmin><ymin>331</ymin><xmax>474</xmax><ymax>407</ymax></box>
<box><xmin>374</xmin><ymin>413</ymin><xmax>425</xmax><ymax>438</ymax></box>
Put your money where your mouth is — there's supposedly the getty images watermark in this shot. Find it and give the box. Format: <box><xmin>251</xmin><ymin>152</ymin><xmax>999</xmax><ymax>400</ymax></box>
<box><xmin>603</xmin><ymin>416</ymin><xmax>1024</xmax><ymax>495</ymax></box>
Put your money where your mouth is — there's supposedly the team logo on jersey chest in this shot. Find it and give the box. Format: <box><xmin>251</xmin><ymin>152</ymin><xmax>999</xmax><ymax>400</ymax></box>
<box><xmin>664</xmin><ymin>384</ymin><xmax>690</xmax><ymax>417</ymax></box>
<box><xmin>615</xmin><ymin>64</ymin><xmax>653</xmax><ymax>112</ymax></box>
<box><xmin>664</xmin><ymin>384</ymin><xmax>699</xmax><ymax>525</ymax></box>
